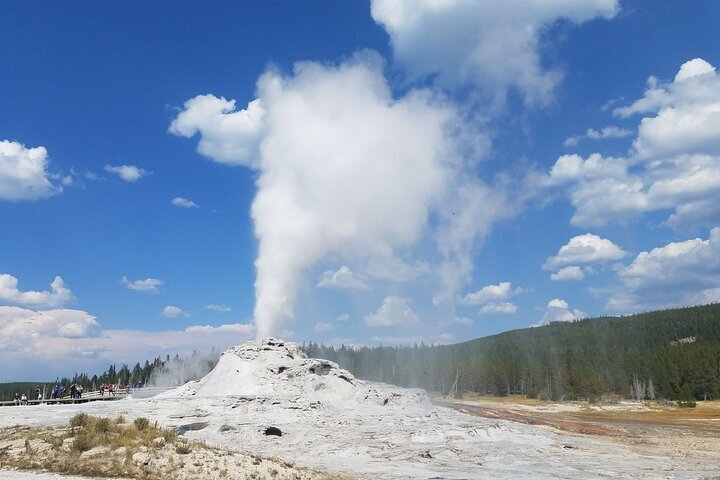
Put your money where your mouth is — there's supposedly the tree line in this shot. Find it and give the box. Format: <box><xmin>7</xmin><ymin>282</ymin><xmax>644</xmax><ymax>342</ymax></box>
<box><xmin>0</xmin><ymin>350</ymin><xmax>218</xmax><ymax>401</ymax></box>
<box><xmin>303</xmin><ymin>303</ymin><xmax>720</xmax><ymax>401</ymax></box>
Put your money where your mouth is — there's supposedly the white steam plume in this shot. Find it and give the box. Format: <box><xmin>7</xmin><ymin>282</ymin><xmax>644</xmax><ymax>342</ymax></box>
<box><xmin>170</xmin><ymin>53</ymin><xmax>503</xmax><ymax>339</ymax></box>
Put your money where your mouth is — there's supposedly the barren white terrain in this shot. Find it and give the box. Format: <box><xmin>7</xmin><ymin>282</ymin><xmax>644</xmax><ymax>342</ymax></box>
<box><xmin>2</xmin><ymin>339</ymin><xmax>717</xmax><ymax>479</ymax></box>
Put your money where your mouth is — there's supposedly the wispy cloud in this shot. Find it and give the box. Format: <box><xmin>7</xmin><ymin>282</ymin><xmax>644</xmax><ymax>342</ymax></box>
<box><xmin>121</xmin><ymin>276</ymin><xmax>164</xmax><ymax>294</ymax></box>
<box><xmin>104</xmin><ymin>164</ymin><xmax>151</xmax><ymax>182</ymax></box>
<box><xmin>171</xmin><ymin>197</ymin><xmax>199</xmax><ymax>208</ymax></box>
<box><xmin>161</xmin><ymin>305</ymin><xmax>189</xmax><ymax>318</ymax></box>
<box><xmin>564</xmin><ymin>126</ymin><xmax>632</xmax><ymax>147</ymax></box>
<box><xmin>205</xmin><ymin>304</ymin><xmax>231</xmax><ymax>313</ymax></box>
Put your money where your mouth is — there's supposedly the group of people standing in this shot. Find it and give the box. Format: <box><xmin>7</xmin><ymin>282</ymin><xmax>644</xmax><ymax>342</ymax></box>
<box><xmin>12</xmin><ymin>386</ymin><xmax>42</xmax><ymax>405</ymax></box>
<box><xmin>10</xmin><ymin>382</ymin><xmax>133</xmax><ymax>405</ymax></box>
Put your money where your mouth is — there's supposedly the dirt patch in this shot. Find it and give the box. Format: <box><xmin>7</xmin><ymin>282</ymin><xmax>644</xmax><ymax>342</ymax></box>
<box><xmin>438</xmin><ymin>401</ymin><xmax>620</xmax><ymax>436</ymax></box>
<box><xmin>437</xmin><ymin>396</ymin><xmax>720</xmax><ymax>464</ymax></box>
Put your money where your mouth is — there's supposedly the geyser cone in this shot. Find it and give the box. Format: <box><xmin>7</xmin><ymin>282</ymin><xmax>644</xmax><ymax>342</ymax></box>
<box><xmin>161</xmin><ymin>337</ymin><xmax>430</xmax><ymax>410</ymax></box>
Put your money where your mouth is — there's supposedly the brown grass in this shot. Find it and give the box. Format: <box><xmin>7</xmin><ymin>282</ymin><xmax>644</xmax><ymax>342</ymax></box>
<box><xmin>0</xmin><ymin>415</ymin><xmax>351</xmax><ymax>480</ymax></box>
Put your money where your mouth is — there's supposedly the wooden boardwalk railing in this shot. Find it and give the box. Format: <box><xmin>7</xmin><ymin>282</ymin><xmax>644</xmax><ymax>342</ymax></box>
<box><xmin>0</xmin><ymin>387</ymin><xmax>168</xmax><ymax>407</ymax></box>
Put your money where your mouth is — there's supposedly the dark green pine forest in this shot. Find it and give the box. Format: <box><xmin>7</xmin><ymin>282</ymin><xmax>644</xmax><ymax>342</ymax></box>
<box><xmin>2</xmin><ymin>304</ymin><xmax>719</xmax><ymax>402</ymax></box>
<box><xmin>307</xmin><ymin>303</ymin><xmax>720</xmax><ymax>401</ymax></box>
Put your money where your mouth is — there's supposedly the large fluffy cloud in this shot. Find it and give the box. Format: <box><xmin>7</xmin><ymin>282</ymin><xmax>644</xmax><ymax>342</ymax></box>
<box><xmin>170</xmin><ymin>53</ymin><xmax>518</xmax><ymax>339</ymax></box>
<box><xmin>607</xmin><ymin>227</ymin><xmax>720</xmax><ymax>311</ymax></box>
<box><xmin>0</xmin><ymin>140</ymin><xmax>60</xmax><ymax>201</ymax></box>
<box><xmin>0</xmin><ymin>274</ymin><xmax>73</xmax><ymax>309</ymax></box>
<box><xmin>548</xmin><ymin>59</ymin><xmax>720</xmax><ymax>228</ymax></box>
<box><xmin>458</xmin><ymin>281</ymin><xmax>522</xmax><ymax>316</ymax></box>
<box><xmin>370</xmin><ymin>0</ymin><xmax>618</xmax><ymax>105</ymax></box>
<box><xmin>0</xmin><ymin>307</ymin><xmax>99</xmax><ymax>352</ymax></box>
<box><xmin>0</xmin><ymin>305</ymin><xmax>255</xmax><ymax>381</ymax></box>
<box><xmin>544</xmin><ymin>233</ymin><xmax>625</xmax><ymax>269</ymax></box>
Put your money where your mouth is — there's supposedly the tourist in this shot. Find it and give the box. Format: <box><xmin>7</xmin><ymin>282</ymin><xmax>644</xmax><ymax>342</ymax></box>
<box><xmin>13</xmin><ymin>392</ymin><xmax>20</xmax><ymax>406</ymax></box>
<box><xmin>52</xmin><ymin>384</ymin><xmax>58</xmax><ymax>399</ymax></box>
<box><xmin>20</xmin><ymin>393</ymin><xmax>28</xmax><ymax>405</ymax></box>
<box><xmin>35</xmin><ymin>385</ymin><xmax>41</xmax><ymax>401</ymax></box>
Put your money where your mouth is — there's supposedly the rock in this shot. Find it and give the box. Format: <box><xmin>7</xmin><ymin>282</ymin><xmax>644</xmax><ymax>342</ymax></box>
<box><xmin>132</xmin><ymin>451</ymin><xmax>151</xmax><ymax>465</ymax></box>
<box><xmin>0</xmin><ymin>439</ymin><xmax>26</xmax><ymax>456</ymax></box>
<box><xmin>152</xmin><ymin>436</ymin><xmax>166</xmax><ymax>447</ymax></box>
<box><xmin>27</xmin><ymin>438</ymin><xmax>52</xmax><ymax>454</ymax></box>
<box><xmin>80</xmin><ymin>445</ymin><xmax>110</xmax><ymax>458</ymax></box>
<box><xmin>114</xmin><ymin>446</ymin><xmax>128</xmax><ymax>455</ymax></box>
<box><xmin>61</xmin><ymin>437</ymin><xmax>74</xmax><ymax>452</ymax></box>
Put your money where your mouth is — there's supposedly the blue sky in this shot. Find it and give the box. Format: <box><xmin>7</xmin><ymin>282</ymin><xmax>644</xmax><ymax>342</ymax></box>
<box><xmin>1</xmin><ymin>0</ymin><xmax>719</xmax><ymax>380</ymax></box>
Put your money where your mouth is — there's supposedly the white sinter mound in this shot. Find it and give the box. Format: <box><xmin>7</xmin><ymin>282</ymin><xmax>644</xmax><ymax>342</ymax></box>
<box><xmin>159</xmin><ymin>337</ymin><xmax>430</xmax><ymax>411</ymax></box>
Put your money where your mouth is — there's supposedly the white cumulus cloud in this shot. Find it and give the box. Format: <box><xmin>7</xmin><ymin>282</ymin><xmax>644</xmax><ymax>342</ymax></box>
<box><xmin>0</xmin><ymin>305</ymin><xmax>256</xmax><ymax>381</ymax></box>
<box><xmin>607</xmin><ymin>227</ymin><xmax>720</xmax><ymax>311</ymax></box>
<box><xmin>550</xmin><ymin>266</ymin><xmax>586</xmax><ymax>281</ymax></box>
<box><xmin>365</xmin><ymin>296</ymin><xmax>420</xmax><ymax>327</ymax></box>
<box><xmin>547</xmin><ymin>59</ymin><xmax>720</xmax><ymax>228</ymax></box>
<box><xmin>370</xmin><ymin>0</ymin><xmax>618</xmax><ymax>105</ymax></box>
<box><xmin>544</xmin><ymin>233</ymin><xmax>626</xmax><ymax>269</ymax></box>
<box><xmin>0</xmin><ymin>140</ymin><xmax>60</xmax><ymax>201</ymax></box>
<box><xmin>104</xmin><ymin>164</ymin><xmax>151</xmax><ymax>182</ymax></box>
<box><xmin>121</xmin><ymin>276</ymin><xmax>164</xmax><ymax>294</ymax></box>
<box><xmin>459</xmin><ymin>281</ymin><xmax>522</xmax><ymax>305</ymax></box>
<box><xmin>0</xmin><ymin>307</ymin><xmax>99</xmax><ymax>354</ymax></box>
<box><xmin>169</xmin><ymin>95</ymin><xmax>266</xmax><ymax>167</ymax></box>
<box><xmin>0</xmin><ymin>274</ymin><xmax>73</xmax><ymax>309</ymax></box>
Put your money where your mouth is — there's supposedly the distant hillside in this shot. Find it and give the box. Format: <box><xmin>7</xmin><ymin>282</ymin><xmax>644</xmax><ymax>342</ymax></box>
<box><xmin>307</xmin><ymin>303</ymin><xmax>720</xmax><ymax>401</ymax></box>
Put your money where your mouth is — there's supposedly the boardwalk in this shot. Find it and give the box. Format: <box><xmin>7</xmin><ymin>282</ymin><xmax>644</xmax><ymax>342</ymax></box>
<box><xmin>0</xmin><ymin>387</ymin><xmax>166</xmax><ymax>407</ymax></box>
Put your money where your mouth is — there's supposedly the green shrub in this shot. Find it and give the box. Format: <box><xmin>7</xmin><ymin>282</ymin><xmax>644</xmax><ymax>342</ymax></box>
<box><xmin>133</xmin><ymin>417</ymin><xmax>150</xmax><ymax>431</ymax></box>
<box><xmin>72</xmin><ymin>434</ymin><xmax>96</xmax><ymax>452</ymax></box>
<box><xmin>94</xmin><ymin>417</ymin><xmax>113</xmax><ymax>434</ymax></box>
<box><xmin>70</xmin><ymin>413</ymin><xmax>90</xmax><ymax>428</ymax></box>
<box><xmin>677</xmin><ymin>400</ymin><xmax>697</xmax><ymax>408</ymax></box>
